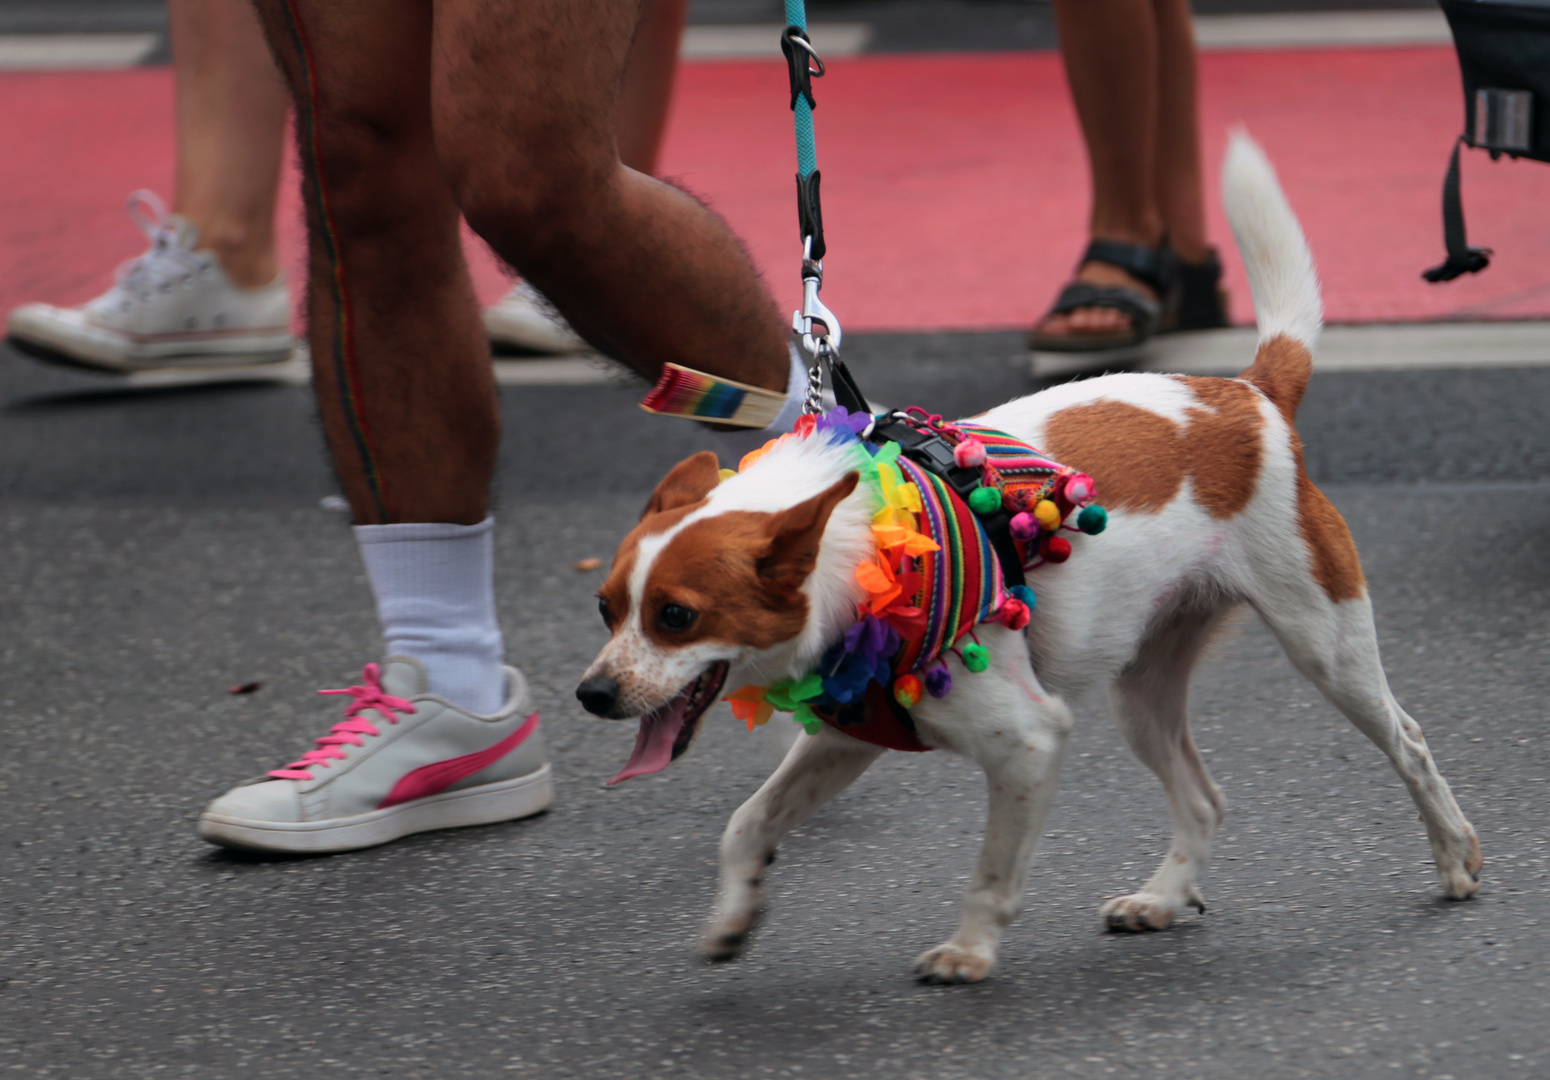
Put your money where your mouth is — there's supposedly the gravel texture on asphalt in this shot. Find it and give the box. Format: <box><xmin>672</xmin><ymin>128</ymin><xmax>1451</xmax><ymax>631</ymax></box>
<box><xmin>1</xmin><ymin>333</ymin><xmax>1547</xmax><ymax>1078</ymax></box>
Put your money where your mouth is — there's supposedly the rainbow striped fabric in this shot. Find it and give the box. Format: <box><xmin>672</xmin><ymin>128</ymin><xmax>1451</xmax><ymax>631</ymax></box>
<box><xmin>639</xmin><ymin>363</ymin><xmax>788</xmax><ymax>428</ymax></box>
<box><xmin>893</xmin><ymin>456</ymin><xmax>1008</xmax><ymax>677</ymax></box>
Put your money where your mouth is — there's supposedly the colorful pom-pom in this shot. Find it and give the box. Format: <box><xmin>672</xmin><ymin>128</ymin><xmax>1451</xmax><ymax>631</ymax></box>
<box><xmin>1010</xmin><ymin>584</ymin><xmax>1037</xmax><ymax>610</ymax></box>
<box><xmin>1042</xmin><ymin>535</ymin><xmax>1072</xmax><ymax>563</ymax></box>
<box><xmin>1065</xmin><ymin>473</ymin><xmax>1095</xmax><ymax>504</ymax></box>
<box><xmin>997</xmin><ymin>598</ymin><xmax>1031</xmax><ymax>631</ymax></box>
<box><xmin>1078</xmin><ymin>504</ymin><xmax>1108</xmax><ymax>535</ymax></box>
<box><xmin>924</xmin><ymin>662</ymin><xmax>953</xmax><ymax>699</ymax></box>
<box><xmin>1034</xmin><ymin>499</ymin><xmax>1062</xmax><ymax>531</ymax></box>
<box><xmin>1010</xmin><ymin>511</ymin><xmax>1039</xmax><ymax>542</ymax></box>
<box><xmin>962</xmin><ymin>643</ymin><xmax>990</xmax><ymax>673</ymax></box>
<box><xmin>954</xmin><ymin>438</ymin><xmax>987</xmax><ymax>469</ymax></box>
<box><xmin>968</xmin><ymin>485</ymin><xmax>1003</xmax><ymax>514</ymax></box>
<box><xmin>893</xmin><ymin>673</ymin><xmax>924</xmax><ymax>709</ymax></box>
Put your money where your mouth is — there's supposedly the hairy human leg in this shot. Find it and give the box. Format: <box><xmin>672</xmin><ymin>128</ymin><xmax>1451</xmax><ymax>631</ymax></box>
<box><xmin>1101</xmin><ymin>605</ymin><xmax>1229</xmax><ymax>932</ymax></box>
<box><xmin>431</xmin><ymin>0</ymin><xmax>789</xmax><ymax>393</ymax></box>
<box><xmin>702</xmin><ymin>728</ymin><xmax>885</xmax><ymax>961</ymax></box>
<box><xmin>170</xmin><ymin>0</ymin><xmax>290</xmax><ymax>287</ymax></box>
<box><xmin>254</xmin><ymin>0</ymin><xmax>494</xmax><ymax>525</ymax></box>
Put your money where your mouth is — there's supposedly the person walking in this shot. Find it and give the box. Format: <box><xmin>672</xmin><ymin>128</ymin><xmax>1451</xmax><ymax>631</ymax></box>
<box><xmin>195</xmin><ymin>0</ymin><xmax>808</xmax><ymax>854</ymax></box>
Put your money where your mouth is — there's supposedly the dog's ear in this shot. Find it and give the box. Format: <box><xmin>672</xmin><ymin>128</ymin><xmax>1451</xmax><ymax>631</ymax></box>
<box><xmin>642</xmin><ymin>451</ymin><xmax>721</xmax><ymax>519</ymax></box>
<box><xmin>756</xmin><ymin>471</ymin><xmax>860</xmax><ymax>590</ymax></box>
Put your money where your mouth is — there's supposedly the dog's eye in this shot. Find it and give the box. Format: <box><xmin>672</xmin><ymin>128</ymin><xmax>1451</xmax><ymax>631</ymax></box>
<box><xmin>658</xmin><ymin>603</ymin><xmax>697</xmax><ymax>632</ymax></box>
<box><xmin>597</xmin><ymin>597</ymin><xmax>611</xmax><ymax>626</ymax></box>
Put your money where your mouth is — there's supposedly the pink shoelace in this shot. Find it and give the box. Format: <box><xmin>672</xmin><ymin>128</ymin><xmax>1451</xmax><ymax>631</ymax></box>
<box><xmin>268</xmin><ymin>663</ymin><xmax>418</xmax><ymax>781</ymax></box>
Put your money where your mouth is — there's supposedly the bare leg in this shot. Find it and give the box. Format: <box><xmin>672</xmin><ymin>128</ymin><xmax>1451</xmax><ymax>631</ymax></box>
<box><xmin>169</xmin><ymin>0</ymin><xmax>290</xmax><ymax>287</ymax></box>
<box><xmin>914</xmin><ymin>633</ymin><xmax>1073</xmax><ymax>983</ymax></box>
<box><xmin>433</xmin><ymin>0</ymin><xmax>789</xmax><ymax>393</ymax></box>
<box><xmin>1152</xmin><ymin>0</ymin><xmax>1208</xmax><ymax>263</ymax></box>
<box><xmin>1101</xmin><ymin>606</ymin><xmax>1228</xmax><ymax>931</ymax></box>
<box><xmin>617</xmin><ymin>0</ymin><xmax>688</xmax><ymax>176</ymax></box>
<box><xmin>253</xmin><ymin>0</ymin><xmax>494</xmax><ymax>524</ymax></box>
<box><xmin>1037</xmin><ymin>0</ymin><xmax>1213</xmax><ymax>340</ymax></box>
<box><xmin>1040</xmin><ymin>0</ymin><xmax>1161</xmax><ymax>339</ymax></box>
<box><xmin>702</xmin><ymin>728</ymin><xmax>885</xmax><ymax>961</ymax></box>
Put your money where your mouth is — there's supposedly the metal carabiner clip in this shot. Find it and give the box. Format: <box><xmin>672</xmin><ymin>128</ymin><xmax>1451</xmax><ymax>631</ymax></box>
<box><xmin>791</xmin><ymin>235</ymin><xmax>842</xmax><ymax>361</ymax></box>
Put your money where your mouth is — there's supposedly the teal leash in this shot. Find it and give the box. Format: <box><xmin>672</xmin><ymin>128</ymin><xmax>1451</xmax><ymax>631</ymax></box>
<box><xmin>780</xmin><ymin>6</ymin><xmax>864</xmax><ymax>415</ymax></box>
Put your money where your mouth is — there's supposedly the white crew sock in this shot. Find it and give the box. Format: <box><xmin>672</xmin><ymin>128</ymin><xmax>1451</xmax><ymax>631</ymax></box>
<box><xmin>354</xmin><ymin>517</ymin><xmax>505</xmax><ymax>715</ymax></box>
<box><xmin>709</xmin><ymin>344</ymin><xmax>809</xmax><ymax>464</ymax></box>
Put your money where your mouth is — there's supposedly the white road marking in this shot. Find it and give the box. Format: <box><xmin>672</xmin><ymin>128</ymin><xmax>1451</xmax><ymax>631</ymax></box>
<box><xmin>0</xmin><ymin>33</ymin><xmax>160</xmax><ymax>70</ymax></box>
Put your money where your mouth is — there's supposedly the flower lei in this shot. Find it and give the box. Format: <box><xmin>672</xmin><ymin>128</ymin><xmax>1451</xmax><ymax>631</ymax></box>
<box><xmin>723</xmin><ymin>407</ymin><xmax>1104</xmax><ymax>735</ymax></box>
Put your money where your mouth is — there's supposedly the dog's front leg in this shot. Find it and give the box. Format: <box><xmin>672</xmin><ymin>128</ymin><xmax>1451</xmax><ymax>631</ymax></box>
<box><xmin>915</xmin><ymin>647</ymin><xmax>1072</xmax><ymax>984</ymax></box>
<box><xmin>702</xmin><ymin>725</ymin><xmax>884</xmax><ymax>962</ymax></box>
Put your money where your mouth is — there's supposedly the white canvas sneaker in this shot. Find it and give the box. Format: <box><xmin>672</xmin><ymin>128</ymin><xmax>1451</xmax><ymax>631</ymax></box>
<box><xmin>483</xmin><ymin>281</ymin><xmax>587</xmax><ymax>354</ymax></box>
<box><xmin>7</xmin><ymin>190</ymin><xmax>293</xmax><ymax>371</ymax></box>
<box><xmin>199</xmin><ymin>657</ymin><xmax>553</xmax><ymax>854</ymax></box>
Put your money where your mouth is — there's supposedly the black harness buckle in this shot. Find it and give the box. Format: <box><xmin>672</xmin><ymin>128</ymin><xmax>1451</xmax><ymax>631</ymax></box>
<box><xmin>867</xmin><ymin>415</ymin><xmax>1028</xmax><ymax>591</ymax></box>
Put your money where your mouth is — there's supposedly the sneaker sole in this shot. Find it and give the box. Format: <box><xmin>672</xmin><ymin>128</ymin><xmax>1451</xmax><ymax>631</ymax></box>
<box><xmin>7</xmin><ymin>321</ymin><xmax>293</xmax><ymax>372</ymax></box>
<box><xmin>196</xmin><ymin>764</ymin><xmax>554</xmax><ymax>854</ymax></box>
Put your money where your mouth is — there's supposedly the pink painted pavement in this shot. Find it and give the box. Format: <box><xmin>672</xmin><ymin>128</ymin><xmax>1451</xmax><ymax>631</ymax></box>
<box><xmin>2</xmin><ymin>46</ymin><xmax>1547</xmax><ymax>333</ymax></box>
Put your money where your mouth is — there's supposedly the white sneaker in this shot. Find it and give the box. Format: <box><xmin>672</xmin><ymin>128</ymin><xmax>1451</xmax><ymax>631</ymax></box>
<box><xmin>483</xmin><ymin>281</ymin><xmax>587</xmax><ymax>354</ymax></box>
<box><xmin>198</xmin><ymin>657</ymin><xmax>553</xmax><ymax>854</ymax></box>
<box><xmin>7</xmin><ymin>190</ymin><xmax>293</xmax><ymax>371</ymax></box>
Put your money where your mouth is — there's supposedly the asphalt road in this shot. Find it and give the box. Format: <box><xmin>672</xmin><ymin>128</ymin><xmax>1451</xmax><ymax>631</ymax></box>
<box><xmin>1</xmin><ymin>333</ymin><xmax>1548</xmax><ymax>1079</ymax></box>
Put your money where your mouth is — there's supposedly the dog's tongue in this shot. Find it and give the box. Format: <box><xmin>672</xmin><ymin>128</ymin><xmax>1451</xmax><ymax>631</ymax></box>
<box><xmin>607</xmin><ymin>696</ymin><xmax>688</xmax><ymax>786</ymax></box>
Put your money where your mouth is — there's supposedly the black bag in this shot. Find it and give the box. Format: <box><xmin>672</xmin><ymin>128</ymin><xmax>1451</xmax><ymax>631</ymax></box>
<box><xmin>1425</xmin><ymin>0</ymin><xmax>1550</xmax><ymax>282</ymax></box>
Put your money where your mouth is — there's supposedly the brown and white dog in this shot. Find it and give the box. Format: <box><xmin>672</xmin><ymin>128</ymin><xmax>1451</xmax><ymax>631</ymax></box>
<box><xmin>576</xmin><ymin>134</ymin><xmax>1481</xmax><ymax>983</ymax></box>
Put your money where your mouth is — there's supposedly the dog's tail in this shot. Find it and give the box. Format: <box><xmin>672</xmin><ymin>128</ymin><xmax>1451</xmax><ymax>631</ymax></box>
<box><xmin>1223</xmin><ymin>129</ymin><xmax>1322</xmax><ymax>420</ymax></box>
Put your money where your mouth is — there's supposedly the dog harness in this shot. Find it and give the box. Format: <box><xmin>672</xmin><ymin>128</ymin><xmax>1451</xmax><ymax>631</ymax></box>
<box><xmin>725</xmin><ymin>408</ymin><xmax>1107</xmax><ymax>752</ymax></box>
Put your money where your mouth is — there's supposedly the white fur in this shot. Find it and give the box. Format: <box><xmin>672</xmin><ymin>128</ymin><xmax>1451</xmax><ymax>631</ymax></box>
<box><xmin>1222</xmin><ymin>130</ymin><xmax>1323</xmax><ymax>350</ymax></box>
<box><xmin>590</xmin><ymin>135</ymin><xmax>1480</xmax><ymax>983</ymax></box>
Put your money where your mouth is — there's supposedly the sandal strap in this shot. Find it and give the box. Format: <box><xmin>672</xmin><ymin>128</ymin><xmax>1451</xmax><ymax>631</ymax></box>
<box><xmin>1047</xmin><ymin>280</ymin><xmax>1161</xmax><ymax>327</ymax></box>
<box><xmin>1082</xmin><ymin>238</ymin><xmax>1171</xmax><ymax>293</ymax></box>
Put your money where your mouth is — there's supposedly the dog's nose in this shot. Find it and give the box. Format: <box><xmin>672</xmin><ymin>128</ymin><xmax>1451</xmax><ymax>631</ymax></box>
<box><xmin>576</xmin><ymin>676</ymin><xmax>621</xmax><ymax>717</ymax></box>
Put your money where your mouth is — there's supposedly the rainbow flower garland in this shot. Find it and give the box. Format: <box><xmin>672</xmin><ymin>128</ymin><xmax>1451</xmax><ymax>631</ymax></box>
<box><xmin>725</xmin><ymin>407</ymin><xmax>1105</xmax><ymax>736</ymax></box>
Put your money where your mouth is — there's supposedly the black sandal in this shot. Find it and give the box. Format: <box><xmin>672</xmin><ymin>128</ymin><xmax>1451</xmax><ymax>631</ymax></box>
<box><xmin>1028</xmin><ymin>239</ymin><xmax>1170</xmax><ymax>353</ymax></box>
<box><xmin>1164</xmin><ymin>246</ymin><xmax>1230</xmax><ymax>332</ymax></box>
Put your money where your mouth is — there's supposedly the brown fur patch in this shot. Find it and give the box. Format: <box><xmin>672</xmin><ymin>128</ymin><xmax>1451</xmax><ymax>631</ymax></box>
<box><xmin>1042</xmin><ymin>400</ymin><xmax>1185</xmax><ymax>513</ymax></box>
<box><xmin>641</xmin><ymin>512</ymin><xmax>810</xmax><ymax>651</ymax></box>
<box><xmin>1239</xmin><ymin>334</ymin><xmax>1313</xmax><ymax>423</ymax></box>
<box><xmin>1042</xmin><ymin>379</ymin><xmax>1264</xmax><ymax>519</ymax></box>
<box><xmin>642</xmin><ymin>450</ymin><xmax>721</xmax><ymax>519</ymax></box>
<box><xmin>1240</xmin><ymin>336</ymin><xmax>1365</xmax><ymax>601</ymax></box>
<box><xmin>1295</xmin><ymin>464</ymin><xmax>1365</xmax><ymax>602</ymax></box>
<box><xmin>1177</xmin><ymin>378</ymin><xmax>1265</xmax><ymax>518</ymax></box>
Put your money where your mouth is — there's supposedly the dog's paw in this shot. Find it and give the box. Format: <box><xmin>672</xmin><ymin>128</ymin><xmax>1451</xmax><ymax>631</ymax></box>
<box><xmin>700</xmin><ymin>909</ymin><xmax>761</xmax><ymax>963</ymax></box>
<box><xmin>914</xmin><ymin>942</ymin><xmax>995</xmax><ymax>984</ymax></box>
<box><xmin>1438</xmin><ymin>830</ymin><xmax>1483</xmax><ymax>900</ymax></box>
<box><xmin>1100</xmin><ymin>892</ymin><xmax>1187</xmax><ymax>932</ymax></box>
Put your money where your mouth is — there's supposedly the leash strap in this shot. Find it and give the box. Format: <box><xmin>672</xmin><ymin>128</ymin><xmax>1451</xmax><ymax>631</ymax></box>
<box><xmin>781</xmin><ymin>4</ymin><xmax>872</xmax><ymax>417</ymax></box>
<box><xmin>1423</xmin><ymin>136</ymin><xmax>1493</xmax><ymax>283</ymax></box>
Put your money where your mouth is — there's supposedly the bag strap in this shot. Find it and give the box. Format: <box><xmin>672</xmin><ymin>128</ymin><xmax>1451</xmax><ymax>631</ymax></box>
<box><xmin>1423</xmin><ymin>137</ymin><xmax>1493</xmax><ymax>283</ymax></box>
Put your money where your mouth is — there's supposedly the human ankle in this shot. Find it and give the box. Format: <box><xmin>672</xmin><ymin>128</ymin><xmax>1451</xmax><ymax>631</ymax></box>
<box><xmin>355</xmin><ymin>517</ymin><xmax>507</xmax><ymax>715</ymax></box>
<box><xmin>181</xmin><ymin>212</ymin><xmax>278</xmax><ymax>287</ymax></box>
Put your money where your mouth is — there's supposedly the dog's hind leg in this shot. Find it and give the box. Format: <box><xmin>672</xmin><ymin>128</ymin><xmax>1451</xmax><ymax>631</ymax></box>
<box><xmin>1252</xmin><ymin>583</ymin><xmax>1482</xmax><ymax>900</ymax></box>
<box><xmin>1101</xmin><ymin>605</ymin><xmax>1232</xmax><ymax>932</ymax></box>
<box><xmin>914</xmin><ymin>632</ymin><xmax>1074</xmax><ymax>984</ymax></box>
<box><xmin>701</xmin><ymin>726</ymin><xmax>884</xmax><ymax>962</ymax></box>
